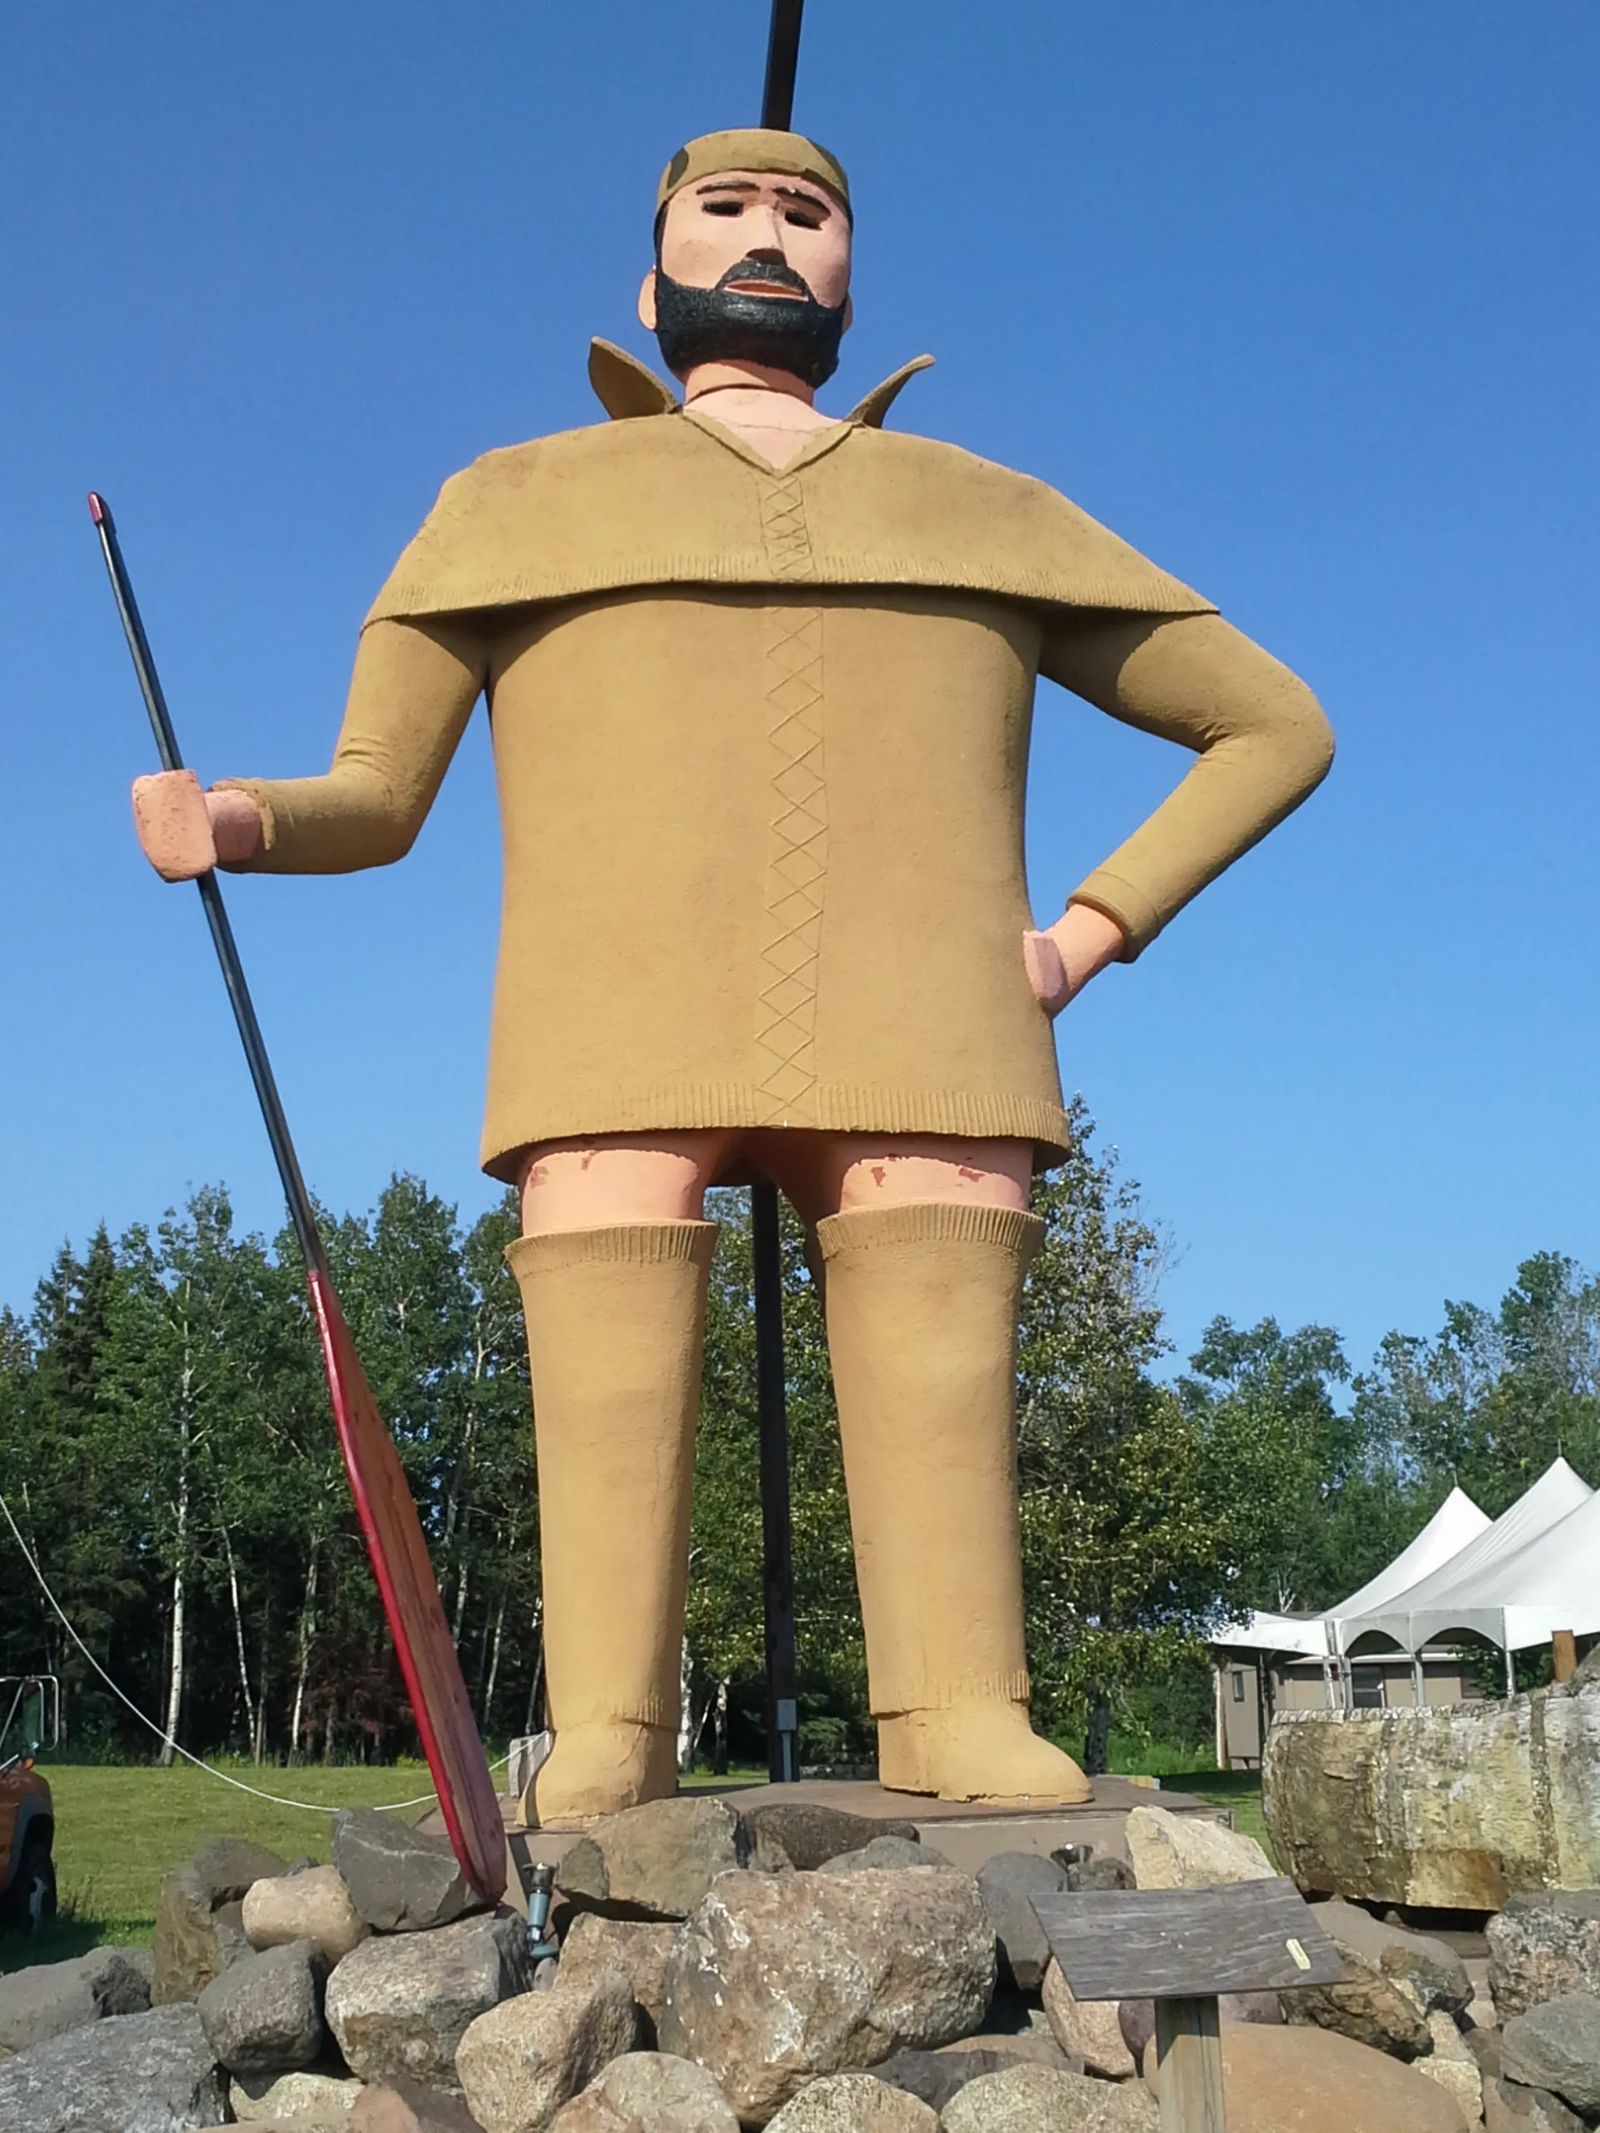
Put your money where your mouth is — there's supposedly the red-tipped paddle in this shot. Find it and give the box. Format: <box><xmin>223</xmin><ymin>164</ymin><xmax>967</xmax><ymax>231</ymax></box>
<box><xmin>89</xmin><ymin>493</ymin><xmax>505</xmax><ymax>1901</ymax></box>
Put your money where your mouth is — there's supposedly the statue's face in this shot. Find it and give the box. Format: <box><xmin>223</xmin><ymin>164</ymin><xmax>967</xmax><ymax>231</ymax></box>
<box><xmin>639</xmin><ymin>169</ymin><xmax>853</xmax><ymax>388</ymax></box>
<box><xmin>651</xmin><ymin>169</ymin><xmax>852</xmax><ymax>310</ymax></box>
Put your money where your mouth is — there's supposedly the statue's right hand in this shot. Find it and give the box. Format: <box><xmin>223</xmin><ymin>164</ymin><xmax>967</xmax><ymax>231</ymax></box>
<box><xmin>131</xmin><ymin>771</ymin><xmax>263</xmax><ymax>879</ymax></box>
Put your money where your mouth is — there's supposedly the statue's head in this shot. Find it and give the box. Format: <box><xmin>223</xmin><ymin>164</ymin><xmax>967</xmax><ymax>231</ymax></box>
<box><xmin>639</xmin><ymin>129</ymin><xmax>853</xmax><ymax>389</ymax></box>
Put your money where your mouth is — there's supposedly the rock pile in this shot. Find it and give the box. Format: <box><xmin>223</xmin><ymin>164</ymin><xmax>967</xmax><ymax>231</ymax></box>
<box><xmin>7</xmin><ymin>1789</ymin><xmax>1600</xmax><ymax>2130</ymax></box>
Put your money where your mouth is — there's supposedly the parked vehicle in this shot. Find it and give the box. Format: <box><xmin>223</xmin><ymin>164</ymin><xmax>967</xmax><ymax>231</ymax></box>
<box><xmin>0</xmin><ymin>1676</ymin><xmax>58</xmax><ymax>1933</ymax></box>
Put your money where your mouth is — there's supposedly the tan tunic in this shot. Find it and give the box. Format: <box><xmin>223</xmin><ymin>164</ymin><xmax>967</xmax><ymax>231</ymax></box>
<box><xmin>221</xmin><ymin>346</ymin><xmax>1333</xmax><ymax>1182</ymax></box>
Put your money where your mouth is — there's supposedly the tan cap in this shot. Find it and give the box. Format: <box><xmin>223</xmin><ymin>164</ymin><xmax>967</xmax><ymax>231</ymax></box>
<box><xmin>656</xmin><ymin>128</ymin><xmax>851</xmax><ymax>220</ymax></box>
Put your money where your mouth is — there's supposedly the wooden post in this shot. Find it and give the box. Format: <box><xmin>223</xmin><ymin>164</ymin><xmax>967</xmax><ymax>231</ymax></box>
<box><xmin>1553</xmin><ymin>1629</ymin><xmax>1578</xmax><ymax>1684</ymax></box>
<box><xmin>1154</xmin><ymin>1997</ymin><xmax>1226</xmax><ymax>2133</ymax></box>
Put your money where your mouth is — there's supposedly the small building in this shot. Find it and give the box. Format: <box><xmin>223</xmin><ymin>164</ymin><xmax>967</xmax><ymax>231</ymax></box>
<box><xmin>1213</xmin><ymin>1637</ymin><xmax>1476</xmax><ymax>1769</ymax></box>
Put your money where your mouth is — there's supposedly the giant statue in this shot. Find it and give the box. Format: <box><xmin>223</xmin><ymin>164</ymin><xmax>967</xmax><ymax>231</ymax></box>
<box><xmin>132</xmin><ymin>129</ymin><xmax>1333</xmax><ymax>1827</ymax></box>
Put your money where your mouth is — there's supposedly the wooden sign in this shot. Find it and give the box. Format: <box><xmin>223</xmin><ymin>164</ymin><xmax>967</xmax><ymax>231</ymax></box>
<box><xmin>1031</xmin><ymin>1875</ymin><xmax>1345</xmax><ymax>2001</ymax></box>
<box><xmin>1031</xmin><ymin>1877</ymin><xmax>1346</xmax><ymax>2133</ymax></box>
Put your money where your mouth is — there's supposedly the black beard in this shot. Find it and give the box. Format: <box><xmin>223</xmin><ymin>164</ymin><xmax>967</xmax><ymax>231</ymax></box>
<box><xmin>651</xmin><ymin>259</ymin><xmax>846</xmax><ymax>390</ymax></box>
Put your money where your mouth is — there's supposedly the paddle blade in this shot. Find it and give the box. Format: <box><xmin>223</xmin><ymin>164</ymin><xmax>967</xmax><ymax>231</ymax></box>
<box><xmin>308</xmin><ymin>1269</ymin><xmax>506</xmax><ymax>1903</ymax></box>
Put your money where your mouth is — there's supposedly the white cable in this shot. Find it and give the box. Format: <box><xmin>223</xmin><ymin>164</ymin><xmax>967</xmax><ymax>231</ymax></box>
<box><xmin>0</xmin><ymin>1491</ymin><xmax>507</xmax><ymax>1814</ymax></box>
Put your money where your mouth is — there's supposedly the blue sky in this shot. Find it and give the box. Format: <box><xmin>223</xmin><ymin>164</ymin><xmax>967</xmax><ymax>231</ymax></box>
<box><xmin>4</xmin><ymin>3</ymin><xmax>1596</xmax><ymax>1382</ymax></box>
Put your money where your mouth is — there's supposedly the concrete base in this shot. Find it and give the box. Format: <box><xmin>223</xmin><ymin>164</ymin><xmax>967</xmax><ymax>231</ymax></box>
<box><xmin>501</xmin><ymin>1773</ymin><xmax>1227</xmax><ymax>1883</ymax></box>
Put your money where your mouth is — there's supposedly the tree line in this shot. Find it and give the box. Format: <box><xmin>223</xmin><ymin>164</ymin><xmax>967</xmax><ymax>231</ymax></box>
<box><xmin>2</xmin><ymin>1096</ymin><xmax>1595</xmax><ymax>1774</ymax></box>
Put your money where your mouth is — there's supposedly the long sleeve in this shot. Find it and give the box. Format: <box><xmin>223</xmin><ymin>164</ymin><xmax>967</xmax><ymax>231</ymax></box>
<box><xmin>1041</xmin><ymin>609</ymin><xmax>1334</xmax><ymax>957</ymax></box>
<box><xmin>213</xmin><ymin>615</ymin><xmax>488</xmax><ymax>874</ymax></box>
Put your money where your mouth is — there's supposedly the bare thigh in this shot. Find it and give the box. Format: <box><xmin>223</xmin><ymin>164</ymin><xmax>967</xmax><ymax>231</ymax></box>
<box><xmin>518</xmin><ymin>1129</ymin><xmax>741</xmax><ymax>1235</ymax></box>
<box><xmin>755</xmin><ymin>1131</ymin><xmax>1035</xmax><ymax>1226</ymax></box>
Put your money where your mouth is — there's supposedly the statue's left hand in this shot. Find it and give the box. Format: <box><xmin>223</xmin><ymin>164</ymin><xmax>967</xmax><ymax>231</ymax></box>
<box><xmin>1023</xmin><ymin>903</ymin><xmax>1130</xmax><ymax>1016</ymax></box>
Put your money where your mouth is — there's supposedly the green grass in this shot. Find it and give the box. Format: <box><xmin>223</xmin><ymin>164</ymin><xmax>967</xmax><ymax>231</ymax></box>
<box><xmin>1</xmin><ymin>1759</ymin><xmax>438</xmax><ymax>1971</ymax></box>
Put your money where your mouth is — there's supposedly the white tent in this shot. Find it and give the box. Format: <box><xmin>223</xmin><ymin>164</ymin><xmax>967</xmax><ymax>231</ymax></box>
<box><xmin>1326</xmin><ymin>1484</ymin><xmax>1491</xmax><ymax>1634</ymax></box>
<box><xmin>1212</xmin><ymin>1610</ymin><xmax>1331</xmax><ymax>1658</ymax></box>
<box><xmin>1341</xmin><ymin>1457</ymin><xmax>1595</xmax><ymax>1656</ymax></box>
<box><xmin>1214</xmin><ymin>1484</ymin><xmax>1491</xmax><ymax>1661</ymax></box>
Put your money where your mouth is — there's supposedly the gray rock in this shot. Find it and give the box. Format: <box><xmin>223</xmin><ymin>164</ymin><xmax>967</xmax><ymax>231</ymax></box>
<box><xmin>230</xmin><ymin>2064</ymin><xmax>362</xmax><ymax>2120</ymax></box>
<box><xmin>1066</xmin><ymin>1854</ymin><xmax>1133</xmax><ymax>1892</ymax></box>
<box><xmin>975</xmin><ymin>1853</ymin><xmax>1069</xmax><ymax>1994</ymax></box>
<box><xmin>154</xmin><ymin>1866</ymin><xmax>257</xmax><ymax>2003</ymax></box>
<box><xmin>1501</xmin><ymin>1993</ymin><xmax>1600</xmax><ymax>2115</ymax></box>
<box><xmin>245</xmin><ymin>1865</ymin><xmax>370</xmax><ymax>1965</ymax></box>
<box><xmin>939</xmin><ymin>2062</ymin><xmax>1159</xmax><ymax>2130</ymax></box>
<box><xmin>1490</xmin><ymin>1893</ymin><xmax>1600</xmax><ymax>2020</ymax></box>
<box><xmin>660</xmin><ymin>1865</ymin><xmax>994</xmax><ymax>2123</ymax></box>
<box><xmin>191</xmin><ymin>1837</ymin><xmax>292</xmax><ymax>1905</ymax></box>
<box><xmin>744</xmin><ymin>1802</ymin><xmax>920</xmax><ymax>1873</ymax></box>
<box><xmin>1316</xmin><ymin>1899</ymin><xmax>1473</xmax><ymax>2016</ymax></box>
<box><xmin>198</xmin><ymin>1937</ymin><xmax>327</xmax><ymax>2076</ymax></box>
<box><xmin>555</xmin><ymin>1915</ymin><xmax>680</xmax><ymax>2035</ymax></box>
<box><xmin>1484</xmin><ymin>2074</ymin><xmax>1588</xmax><ymax>2133</ymax></box>
<box><xmin>327</xmin><ymin>1910</ymin><xmax>533</xmax><ymax>2088</ymax></box>
<box><xmin>455</xmin><ymin>1971</ymin><xmax>637</xmax><ymax>2133</ymax></box>
<box><xmin>547</xmin><ymin>2049</ymin><xmax>739</xmax><ymax>2131</ymax></box>
<box><xmin>1124</xmin><ymin>1805</ymin><xmax>1275</xmax><ymax>1892</ymax></box>
<box><xmin>765</xmin><ymin>2071</ymin><xmax>937</xmax><ymax>2128</ymax></box>
<box><xmin>333</xmin><ymin>1811</ymin><xmax>479</xmax><ymax>1935</ymax></box>
<box><xmin>876</xmin><ymin>2046</ymin><xmax>1077</xmax><ymax>2115</ymax></box>
<box><xmin>0</xmin><ymin>1946</ymin><xmax>152</xmax><ymax>2053</ymax></box>
<box><xmin>815</xmin><ymin>1835</ymin><xmax>951</xmax><ymax>1875</ymax></box>
<box><xmin>555</xmin><ymin>1798</ymin><xmax>753</xmax><ymax>1923</ymax></box>
<box><xmin>0</xmin><ymin>2001</ymin><xmax>228</xmax><ymax>2132</ymax></box>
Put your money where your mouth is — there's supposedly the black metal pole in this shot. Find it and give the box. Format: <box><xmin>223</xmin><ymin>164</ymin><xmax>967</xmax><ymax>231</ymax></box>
<box><xmin>89</xmin><ymin>493</ymin><xmax>328</xmax><ymax>1281</ymax></box>
<box><xmin>761</xmin><ymin>0</ymin><xmax>805</xmax><ymax>129</ymax></box>
<box><xmin>752</xmin><ymin>0</ymin><xmax>807</xmax><ymax>1785</ymax></box>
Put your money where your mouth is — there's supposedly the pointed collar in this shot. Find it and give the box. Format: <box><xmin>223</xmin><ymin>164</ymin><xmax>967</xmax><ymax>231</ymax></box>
<box><xmin>587</xmin><ymin>338</ymin><xmax>934</xmax><ymax>429</ymax></box>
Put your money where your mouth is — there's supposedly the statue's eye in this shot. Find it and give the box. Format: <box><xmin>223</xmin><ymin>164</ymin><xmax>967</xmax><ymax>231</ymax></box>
<box><xmin>702</xmin><ymin>200</ymin><xmax>743</xmax><ymax>217</ymax></box>
<box><xmin>783</xmin><ymin>209</ymin><xmax>822</xmax><ymax>229</ymax></box>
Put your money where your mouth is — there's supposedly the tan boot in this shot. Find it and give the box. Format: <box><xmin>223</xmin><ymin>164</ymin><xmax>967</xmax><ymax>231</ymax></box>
<box><xmin>817</xmin><ymin>1200</ymin><xmax>1092</xmax><ymax>1807</ymax></box>
<box><xmin>506</xmin><ymin>1220</ymin><xmax>718</xmax><ymax>1827</ymax></box>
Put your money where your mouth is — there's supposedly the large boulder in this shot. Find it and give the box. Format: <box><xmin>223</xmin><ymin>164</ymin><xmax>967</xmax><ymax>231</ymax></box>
<box><xmin>555</xmin><ymin>1799</ymin><xmax>754</xmax><ymax>1923</ymax></box>
<box><xmin>0</xmin><ymin>1946</ymin><xmax>151</xmax><ymax>2053</ymax></box>
<box><xmin>0</xmin><ymin>2001</ymin><xmax>228</xmax><ymax>2132</ymax></box>
<box><xmin>155</xmin><ymin>1838</ymin><xmax>289</xmax><ymax>2004</ymax></box>
<box><xmin>743</xmin><ymin>1803</ymin><xmax>919</xmax><ymax>1873</ymax></box>
<box><xmin>547</xmin><ymin>2049</ymin><xmax>739</xmax><ymax>2131</ymax></box>
<box><xmin>334</xmin><ymin>1812</ymin><xmax>479</xmax><ymax>1935</ymax></box>
<box><xmin>1041</xmin><ymin>1961</ymin><xmax>1135</xmax><ymax>2078</ymax></box>
<box><xmin>246</xmin><ymin>1864</ymin><xmax>371</xmax><ymax>1965</ymax></box>
<box><xmin>975</xmin><ymin>1853</ymin><xmax>1069</xmax><ymax>1994</ymax></box>
<box><xmin>1146</xmin><ymin>2018</ymin><xmax>1470</xmax><ymax>2133</ymax></box>
<box><xmin>327</xmin><ymin>1911</ymin><xmax>533</xmax><ymax>2088</ymax></box>
<box><xmin>455</xmin><ymin>1971</ymin><xmax>637</xmax><ymax>2133</ymax></box>
<box><xmin>938</xmin><ymin>2063</ymin><xmax>1159</xmax><ymax>2130</ymax></box>
<box><xmin>1123</xmin><ymin>1805</ymin><xmax>1275</xmax><ymax>1891</ymax></box>
<box><xmin>555</xmin><ymin>1916</ymin><xmax>680</xmax><ymax>2035</ymax></box>
<box><xmin>1263</xmin><ymin>1683</ymin><xmax>1600</xmax><ymax>1908</ymax></box>
<box><xmin>659</xmin><ymin>1866</ymin><xmax>995</xmax><ymax>2124</ymax></box>
<box><xmin>1490</xmin><ymin>1893</ymin><xmax>1600</xmax><ymax>2018</ymax></box>
<box><xmin>198</xmin><ymin>1937</ymin><xmax>327</xmax><ymax>2075</ymax></box>
<box><xmin>764</xmin><ymin>2072</ymin><xmax>937</xmax><ymax>2129</ymax></box>
<box><xmin>1501</xmin><ymin>1993</ymin><xmax>1600</xmax><ymax>2116</ymax></box>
